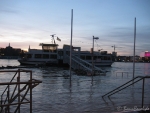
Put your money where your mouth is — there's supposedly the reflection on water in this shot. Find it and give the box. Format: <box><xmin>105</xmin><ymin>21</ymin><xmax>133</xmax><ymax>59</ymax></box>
<box><xmin>0</xmin><ymin>59</ymin><xmax>20</xmax><ymax>67</ymax></box>
<box><xmin>144</xmin><ymin>63</ymin><xmax>150</xmax><ymax>75</ymax></box>
<box><xmin>0</xmin><ymin>60</ymin><xmax>150</xmax><ymax>113</ymax></box>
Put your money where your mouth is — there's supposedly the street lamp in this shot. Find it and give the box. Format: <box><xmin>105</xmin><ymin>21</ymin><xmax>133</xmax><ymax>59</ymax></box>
<box><xmin>92</xmin><ymin>36</ymin><xmax>99</xmax><ymax>83</ymax></box>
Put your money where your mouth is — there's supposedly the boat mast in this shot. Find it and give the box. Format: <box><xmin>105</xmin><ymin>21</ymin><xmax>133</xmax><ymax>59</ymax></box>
<box><xmin>50</xmin><ymin>34</ymin><xmax>56</xmax><ymax>44</ymax></box>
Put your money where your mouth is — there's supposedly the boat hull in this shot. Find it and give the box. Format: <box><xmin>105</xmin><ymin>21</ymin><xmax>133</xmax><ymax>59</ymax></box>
<box><xmin>18</xmin><ymin>60</ymin><xmax>113</xmax><ymax>67</ymax></box>
<box><xmin>18</xmin><ymin>60</ymin><xmax>57</xmax><ymax>66</ymax></box>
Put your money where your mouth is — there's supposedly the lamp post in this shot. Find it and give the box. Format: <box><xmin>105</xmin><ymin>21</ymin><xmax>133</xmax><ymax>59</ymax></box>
<box><xmin>92</xmin><ymin>36</ymin><xmax>99</xmax><ymax>84</ymax></box>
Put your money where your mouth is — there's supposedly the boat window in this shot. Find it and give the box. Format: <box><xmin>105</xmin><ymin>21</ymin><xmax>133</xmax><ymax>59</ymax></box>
<box><xmin>43</xmin><ymin>50</ymin><xmax>49</xmax><ymax>52</ymax></box>
<box><xmin>86</xmin><ymin>56</ymin><xmax>91</xmax><ymax>60</ymax></box>
<box><xmin>80</xmin><ymin>55</ymin><xmax>85</xmax><ymax>60</ymax></box>
<box><xmin>42</xmin><ymin>45</ymin><xmax>57</xmax><ymax>52</ymax></box>
<box><xmin>50</xmin><ymin>54</ymin><xmax>57</xmax><ymax>59</ymax></box>
<box><xmin>53</xmin><ymin>50</ymin><xmax>57</xmax><ymax>53</ymax></box>
<box><xmin>43</xmin><ymin>54</ymin><xmax>49</xmax><ymax>59</ymax></box>
<box><xmin>104</xmin><ymin>56</ymin><xmax>107</xmax><ymax>60</ymax></box>
<box><xmin>58</xmin><ymin>51</ymin><xmax>63</xmax><ymax>56</ymax></box>
<box><xmin>27</xmin><ymin>54</ymin><xmax>32</xmax><ymax>58</ymax></box>
<box><xmin>98</xmin><ymin>56</ymin><xmax>102</xmax><ymax>59</ymax></box>
<box><xmin>43</xmin><ymin>50</ymin><xmax>57</xmax><ymax>53</ymax></box>
<box><xmin>94</xmin><ymin>56</ymin><xmax>97</xmax><ymax>60</ymax></box>
<box><xmin>66</xmin><ymin>51</ymin><xmax>70</xmax><ymax>55</ymax></box>
<box><xmin>35</xmin><ymin>54</ymin><xmax>42</xmax><ymax>58</ymax></box>
<box><xmin>100</xmin><ymin>56</ymin><xmax>104</xmax><ymax>60</ymax></box>
<box><xmin>107</xmin><ymin>56</ymin><xmax>111</xmax><ymax>60</ymax></box>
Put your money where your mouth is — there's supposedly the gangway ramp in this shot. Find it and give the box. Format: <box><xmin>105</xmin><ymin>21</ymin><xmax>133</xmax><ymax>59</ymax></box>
<box><xmin>66</xmin><ymin>54</ymin><xmax>106</xmax><ymax>75</ymax></box>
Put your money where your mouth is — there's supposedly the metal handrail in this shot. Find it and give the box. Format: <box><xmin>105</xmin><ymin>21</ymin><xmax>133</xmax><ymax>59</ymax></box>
<box><xmin>108</xmin><ymin>77</ymin><xmax>143</xmax><ymax>97</ymax></box>
<box><xmin>1</xmin><ymin>71</ymin><xmax>18</xmax><ymax>97</ymax></box>
<box><xmin>0</xmin><ymin>69</ymin><xmax>42</xmax><ymax>113</ymax></box>
<box><xmin>102</xmin><ymin>76</ymin><xmax>150</xmax><ymax>107</ymax></box>
<box><xmin>1</xmin><ymin>71</ymin><xmax>18</xmax><ymax>111</ymax></box>
<box><xmin>102</xmin><ymin>76</ymin><xmax>142</xmax><ymax>98</ymax></box>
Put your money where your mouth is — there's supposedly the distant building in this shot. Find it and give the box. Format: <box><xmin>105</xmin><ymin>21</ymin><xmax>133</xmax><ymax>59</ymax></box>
<box><xmin>130</xmin><ymin>55</ymin><xmax>140</xmax><ymax>62</ymax></box>
<box><xmin>145</xmin><ymin>51</ymin><xmax>150</xmax><ymax>57</ymax></box>
<box><xmin>0</xmin><ymin>43</ymin><xmax>25</xmax><ymax>59</ymax></box>
<box><xmin>143</xmin><ymin>51</ymin><xmax>150</xmax><ymax>62</ymax></box>
<box><xmin>117</xmin><ymin>56</ymin><xmax>124</xmax><ymax>62</ymax></box>
<box><xmin>116</xmin><ymin>55</ymin><xmax>140</xmax><ymax>62</ymax></box>
<box><xmin>0</xmin><ymin>48</ymin><xmax>5</xmax><ymax>56</ymax></box>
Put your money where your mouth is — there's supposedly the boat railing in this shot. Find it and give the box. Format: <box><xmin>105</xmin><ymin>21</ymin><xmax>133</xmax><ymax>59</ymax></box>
<box><xmin>102</xmin><ymin>76</ymin><xmax>150</xmax><ymax>107</ymax></box>
<box><xmin>0</xmin><ymin>69</ymin><xmax>42</xmax><ymax>113</ymax></box>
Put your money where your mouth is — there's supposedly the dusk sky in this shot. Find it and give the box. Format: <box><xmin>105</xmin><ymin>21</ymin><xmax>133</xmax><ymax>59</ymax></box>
<box><xmin>0</xmin><ymin>0</ymin><xmax>150</xmax><ymax>56</ymax></box>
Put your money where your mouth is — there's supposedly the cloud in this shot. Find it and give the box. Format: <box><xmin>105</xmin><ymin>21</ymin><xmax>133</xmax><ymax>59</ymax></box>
<box><xmin>0</xmin><ymin>9</ymin><xmax>18</xmax><ymax>14</ymax></box>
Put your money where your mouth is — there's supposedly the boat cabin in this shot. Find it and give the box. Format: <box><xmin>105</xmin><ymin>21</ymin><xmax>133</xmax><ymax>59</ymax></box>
<box><xmin>39</xmin><ymin>43</ymin><xmax>58</xmax><ymax>52</ymax></box>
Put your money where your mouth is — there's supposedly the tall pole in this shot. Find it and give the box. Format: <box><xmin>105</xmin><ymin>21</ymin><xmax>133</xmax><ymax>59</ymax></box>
<box><xmin>92</xmin><ymin>36</ymin><xmax>94</xmax><ymax>84</ymax></box>
<box><xmin>91</xmin><ymin>36</ymin><xmax>99</xmax><ymax>84</ymax></box>
<box><xmin>70</xmin><ymin>9</ymin><xmax>73</xmax><ymax>87</ymax></box>
<box><xmin>133</xmin><ymin>17</ymin><xmax>136</xmax><ymax>79</ymax></box>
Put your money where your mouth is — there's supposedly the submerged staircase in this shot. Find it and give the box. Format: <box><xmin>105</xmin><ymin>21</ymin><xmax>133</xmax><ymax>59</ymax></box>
<box><xmin>102</xmin><ymin>76</ymin><xmax>150</xmax><ymax>107</ymax></box>
<box><xmin>66</xmin><ymin>54</ymin><xmax>106</xmax><ymax>75</ymax></box>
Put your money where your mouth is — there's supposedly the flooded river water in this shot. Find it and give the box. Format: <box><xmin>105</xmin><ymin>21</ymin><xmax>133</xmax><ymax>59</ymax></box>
<box><xmin>0</xmin><ymin>59</ymin><xmax>150</xmax><ymax>113</ymax></box>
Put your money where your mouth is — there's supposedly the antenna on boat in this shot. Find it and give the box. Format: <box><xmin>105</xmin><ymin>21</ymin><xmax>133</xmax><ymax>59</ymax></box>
<box><xmin>50</xmin><ymin>34</ymin><xmax>56</xmax><ymax>44</ymax></box>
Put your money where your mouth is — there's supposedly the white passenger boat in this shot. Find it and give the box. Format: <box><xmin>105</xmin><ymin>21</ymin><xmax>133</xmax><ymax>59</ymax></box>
<box><xmin>18</xmin><ymin>37</ymin><xmax>114</xmax><ymax>67</ymax></box>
